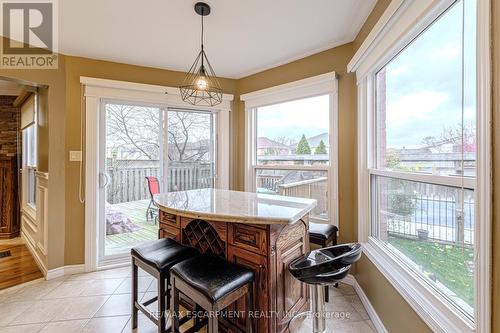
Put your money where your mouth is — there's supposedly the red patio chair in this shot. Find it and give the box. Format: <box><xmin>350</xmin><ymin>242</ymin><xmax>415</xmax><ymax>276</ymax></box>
<box><xmin>146</xmin><ymin>176</ymin><xmax>160</xmax><ymax>224</ymax></box>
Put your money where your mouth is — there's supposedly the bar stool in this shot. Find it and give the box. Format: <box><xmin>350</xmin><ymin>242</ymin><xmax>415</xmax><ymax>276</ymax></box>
<box><xmin>170</xmin><ymin>253</ymin><xmax>254</xmax><ymax>333</ymax></box>
<box><xmin>309</xmin><ymin>222</ymin><xmax>338</xmax><ymax>302</ymax></box>
<box><xmin>288</xmin><ymin>243</ymin><xmax>362</xmax><ymax>333</ymax></box>
<box><xmin>131</xmin><ymin>238</ymin><xmax>199</xmax><ymax>333</ymax></box>
<box><xmin>309</xmin><ymin>222</ymin><xmax>338</xmax><ymax>248</ymax></box>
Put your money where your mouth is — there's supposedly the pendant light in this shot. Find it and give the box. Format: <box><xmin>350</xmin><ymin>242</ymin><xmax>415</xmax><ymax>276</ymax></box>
<box><xmin>179</xmin><ymin>2</ymin><xmax>223</xmax><ymax>107</ymax></box>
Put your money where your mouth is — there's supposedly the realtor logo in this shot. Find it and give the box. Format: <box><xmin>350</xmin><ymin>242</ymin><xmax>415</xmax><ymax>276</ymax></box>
<box><xmin>1</xmin><ymin>0</ymin><xmax>58</xmax><ymax>68</ymax></box>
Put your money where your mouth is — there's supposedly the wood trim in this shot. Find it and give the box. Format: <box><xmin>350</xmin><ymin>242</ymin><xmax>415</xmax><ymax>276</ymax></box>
<box><xmin>474</xmin><ymin>0</ymin><xmax>492</xmax><ymax>331</ymax></box>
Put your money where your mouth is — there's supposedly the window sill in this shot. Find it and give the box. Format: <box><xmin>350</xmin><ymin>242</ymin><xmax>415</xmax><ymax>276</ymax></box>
<box><xmin>362</xmin><ymin>238</ymin><xmax>475</xmax><ymax>333</ymax></box>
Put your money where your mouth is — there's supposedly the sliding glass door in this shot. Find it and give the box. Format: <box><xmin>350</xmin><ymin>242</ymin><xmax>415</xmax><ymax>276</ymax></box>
<box><xmin>99</xmin><ymin>101</ymin><xmax>163</xmax><ymax>261</ymax></box>
<box><xmin>166</xmin><ymin>108</ymin><xmax>216</xmax><ymax>192</ymax></box>
<box><xmin>97</xmin><ymin>102</ymin><xmax>216</xmax><ymax>264</ymax></box>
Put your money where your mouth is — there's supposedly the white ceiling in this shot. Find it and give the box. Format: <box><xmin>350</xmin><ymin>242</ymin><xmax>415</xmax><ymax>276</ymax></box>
<box><xmin>58</xmin><ymin>0</ymin><xmax>376</xmax><ymax>79</ymax></box>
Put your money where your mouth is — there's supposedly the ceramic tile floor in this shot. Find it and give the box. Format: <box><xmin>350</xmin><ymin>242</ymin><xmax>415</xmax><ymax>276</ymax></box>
<box><xmin>0</xmin><ymin>266</ymin><xmax>376</xmax><ymax>333</ymax></box>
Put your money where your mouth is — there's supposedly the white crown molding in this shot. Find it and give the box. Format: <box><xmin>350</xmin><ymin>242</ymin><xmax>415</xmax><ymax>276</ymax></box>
<box><xmin>80</xmin><ymin>76</ymin><xmax>233</xmax><ymax>101</ymax></box>
<box><xmin>347</xmin><ymin>0</ymin><xmax>409</xmax><ymax>73</ymax></box>
<box><xmin>240</xmin><ymin>71</ymin><xmax>337</xmax><ymax>109</ymax></box>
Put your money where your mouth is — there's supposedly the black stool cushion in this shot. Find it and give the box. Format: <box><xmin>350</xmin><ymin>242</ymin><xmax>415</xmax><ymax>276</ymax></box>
<box><xmin>309</xmin><ymin>222</ymin><xmax>338</xmax><ymax>241</ymax></box>
<box><xmin>131</xmin><ymin>238</ymin><xmax>198</xmax><ymax>272</ymax></box>
<box><xmin>171</xmin><ymin>253</ymin><xmax>254</xmax><ymax>302</ymax></box>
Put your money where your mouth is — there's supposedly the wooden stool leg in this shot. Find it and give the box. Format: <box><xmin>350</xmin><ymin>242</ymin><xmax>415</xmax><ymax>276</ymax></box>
<box><xmin>208</xmin><ymin>312</ymin><xmax>218</xmax><ymax>333</ymax></box>
<box><xmin>166</xmin><ymin>278</ymin><xmax>170</xmax><ymax>311</ymax></box>
<box><xmin>158</xmin><ymin>273</ymin><xmax>166</xmax><ymax>333</ymax></box>
<box><xmin>246</xmin><ymin>283</ymin><xmax>254</xmax><ymax>333</ymax></box>
<box><xmin>132</xmin><ymin>259</ymin><xmax>138</xmax><ymax>329</ymax></box>
<box><xmin>171</xmin><ymin>278</ymin><xmax>180</xmax><ymax>333</ymax></box>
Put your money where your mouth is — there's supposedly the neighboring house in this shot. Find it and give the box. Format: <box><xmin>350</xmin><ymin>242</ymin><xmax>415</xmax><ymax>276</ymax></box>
<box><xmin>257</xmin><ymin>137</ymin><xmax>292</xmax><ymax>155</ymax></box>
<box><xmin>391</xmin><ymin>145</ymin><xmax>476</xmax><ymax>176</ymax></box>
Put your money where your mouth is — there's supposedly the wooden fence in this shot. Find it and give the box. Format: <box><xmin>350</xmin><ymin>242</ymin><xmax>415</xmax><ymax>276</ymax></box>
<box><xmin>106</xmin><ymin>160</ymin><xmax>212</xmax><ymax>204</ymax></box>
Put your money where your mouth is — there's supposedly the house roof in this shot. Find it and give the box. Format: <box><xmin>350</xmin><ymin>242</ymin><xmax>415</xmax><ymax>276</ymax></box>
<box><xmin>257</xmin><ymin>137</ymin><xmax>291</xmax><ymax>149</ymax></box>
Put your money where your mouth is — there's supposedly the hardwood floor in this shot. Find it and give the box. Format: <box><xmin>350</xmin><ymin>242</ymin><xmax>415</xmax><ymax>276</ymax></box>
<box><xmin>0</xmin><ymin>239</ymin><xmax>43</xmax><ymax>290</ymax></box>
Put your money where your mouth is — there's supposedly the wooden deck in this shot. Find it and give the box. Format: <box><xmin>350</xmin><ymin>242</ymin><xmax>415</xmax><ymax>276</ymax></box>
<box><xmin>106</xmin><ymin>199</ymin><xmax>158</xmax><ymax>255</ymax></box>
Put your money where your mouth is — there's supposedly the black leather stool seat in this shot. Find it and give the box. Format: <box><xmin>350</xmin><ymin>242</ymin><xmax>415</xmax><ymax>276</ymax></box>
<box><xmin>131</xmin><ymin>238</ymin><xmax>198</xmax><ymax>272</ymax></box>
<box><xmin>171</xmin><ymin>253</ymin><xmax>254</xmax><ymax>302</ymax></box>
<box><xmin>309</xmin><ymin>222</ymin><xmax>338</xmax><ymax>241</ymax></box>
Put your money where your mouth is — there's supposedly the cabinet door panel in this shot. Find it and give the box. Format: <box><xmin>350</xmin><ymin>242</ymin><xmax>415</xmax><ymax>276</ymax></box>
<box><xmin>275</xmin><ymin>222</ymin><xmax>308</xmax><ymax>331</ymax></box>
<box><xmin>227</xmin><ymin>245</ymin><xmax>268</xmax><ymax>333</ymax></box>
<box><xmin>159</xmin><ymin>224</ymin><xmax>181</xmax><ymax>242</ymax></box>
<box><xmin>229</xmin><ymin>223</ymin><xmax>267</xmax><ymax>255</ymax></box>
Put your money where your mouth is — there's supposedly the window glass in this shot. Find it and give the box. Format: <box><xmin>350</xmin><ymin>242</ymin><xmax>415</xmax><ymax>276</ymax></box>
<box><xmin>372</xmin><ymin>0</ymin><xmax>476</xmax><ymax>318</ymax></box>
<box><xmin>372</xmin><ymin>175</ymin><xmax>474</xmax><ymax>315</ymax></box>
<box><xmin>256</xmin><ymin>95</ymin><xmax>330</xmax><ymax>166</ymax></box>
<box><xmin>376</xmin><ymin>0</ymin><xmax>476</xmax><ymax>177</ymax></box>
<box><xmin>167</xmin><ymin>110</ymin><xmax>215</xmax><ymax>191</ymax></box>
<box><xmin>256</xmin><ymin>169</ymin><xmax>328</xmax><ymax>221</ymax></box>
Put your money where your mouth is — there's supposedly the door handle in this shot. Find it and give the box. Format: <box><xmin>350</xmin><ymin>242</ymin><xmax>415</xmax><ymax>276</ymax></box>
<box><xmin>99</xmin><ymin>173</ymin><xmax>110</xmax><ymax>188</ymax></box>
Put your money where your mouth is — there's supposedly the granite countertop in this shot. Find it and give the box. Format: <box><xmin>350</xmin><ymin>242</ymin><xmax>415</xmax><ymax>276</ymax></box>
<box><xmin>154</xmin><ymin>188</ymin><xmax>317</xmax><ymax>225</ymax></box>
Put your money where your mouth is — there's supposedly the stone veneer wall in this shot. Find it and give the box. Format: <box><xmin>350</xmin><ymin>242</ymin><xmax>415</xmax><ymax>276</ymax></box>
<box><xmin>0</xmin><ymin>95</ymin><xmax>20</xmax><ymax>158</ymax></box>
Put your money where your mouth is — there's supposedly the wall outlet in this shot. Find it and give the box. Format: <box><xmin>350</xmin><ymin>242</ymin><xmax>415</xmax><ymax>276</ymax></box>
<box><xmin>69</xmin><ymin>150</ymin><xmax>82</xmax><ymax>162</ymax></box>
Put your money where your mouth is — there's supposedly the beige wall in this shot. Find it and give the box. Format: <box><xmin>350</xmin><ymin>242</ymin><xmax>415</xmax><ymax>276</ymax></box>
<box><xmin>0</xmin><ymin>46</ymin><xmax>66</xmax><ymax>270</ymax></box>
<box><xmin>63</xmin><ymin>56</ymin><xmax>236</xmax><ymax>265</ymax></box>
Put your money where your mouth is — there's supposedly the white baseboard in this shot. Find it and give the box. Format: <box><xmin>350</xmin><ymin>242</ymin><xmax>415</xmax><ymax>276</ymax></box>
<box><xmin>21</xmin><ymin>230</ymin><xmax>47</xmax><ymax>276</ymax></box>
<box><xmin>46</xmin><ymin>264</ymin><xmax>85</xmax><ymax>280</ymax></box>
<box><xmin>343</xmin><ymin>274</ymin><xmax>388</xmax><ymax>333</ymax></box>
<box><xmin>20</xmin><ymin>230</ymin><xmax>85</xmax><ymax>281</ymax></box>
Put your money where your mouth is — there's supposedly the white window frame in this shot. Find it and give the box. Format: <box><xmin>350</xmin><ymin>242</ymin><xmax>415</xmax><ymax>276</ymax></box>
<box><xmin>241</xmin><ymin>72</ymin><xmax>339</xmax><ymax>225</ymax></box>
<box><xmin>349</xmin><ymin>0</ymin><xmax>491</xmax><ymax>332</ymax></box>
<box><xmin>21</xmin><ymin>94</ymin><xmax>38</xmax><ymax>220</ymax></box>
<box><xmin>81</xmin><ymin>77</ymin><xmax>233</xmax><ymax>270</ymax></box>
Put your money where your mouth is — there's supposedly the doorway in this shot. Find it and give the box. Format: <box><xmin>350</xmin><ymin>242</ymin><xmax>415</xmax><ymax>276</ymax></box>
<box><xmin>97</xmin><ymin>101</ymin><xmax>216</xmax><ymax>266</ymax></box>
<box><xmin>0</xmin><ymin>78</ymin><xmax>44</xmax><ymax>289</ymax></box>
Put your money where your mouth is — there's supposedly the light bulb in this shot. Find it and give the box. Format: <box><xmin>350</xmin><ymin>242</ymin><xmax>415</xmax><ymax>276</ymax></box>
<box><xmin>196</xmin><ymin>76</ymin><xmax>208</xmax><ymax>90</ymax></box>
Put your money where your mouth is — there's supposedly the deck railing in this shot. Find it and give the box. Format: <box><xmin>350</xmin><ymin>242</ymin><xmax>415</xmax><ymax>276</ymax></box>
<box><xmin>377</xmin><ymin>179</ymin><xmax>475</xmax><ymax>246</ymax></box>
<box><xmin>106</xmin><ymin>161</ymin><xmax>212</xmax><ymax>204</ymax></box>
<box><xmin>256</xmin><ymin>175</ymin><xmax>328</xmax><ymax>219</ymax></box>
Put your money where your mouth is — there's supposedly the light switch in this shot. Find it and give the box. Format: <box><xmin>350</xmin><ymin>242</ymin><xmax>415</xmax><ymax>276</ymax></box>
<box><xmin>69</xmin><ymin>150</ymin><xmax>82</xmax><ymax>161</ymax></box>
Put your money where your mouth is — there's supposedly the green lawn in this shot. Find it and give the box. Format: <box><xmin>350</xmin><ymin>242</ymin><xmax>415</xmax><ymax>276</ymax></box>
<box><xmin>388</xmin><ymin>236</ymin><xmax>474</xmax><ymax>306</ymax></box>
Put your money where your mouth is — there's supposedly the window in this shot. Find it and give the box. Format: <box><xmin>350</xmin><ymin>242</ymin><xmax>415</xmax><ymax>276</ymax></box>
<box><xmin>371</xmin><ymin>0</ymin><xmax>476</xmax><ymax>322</ymax></box>
<box><xmin>242</xmin><ymin>73</ymin><xmax>338</xmax><ymax>224</ymax></box>
<box><xmin>22</xmin><ymin>94</ymin><xmax>37</xmax><ymax>210</ymax></box>
<box><xmin>23</xmin><ymin>125</ymin><xmax>37</xmax><ymax>206</ymax></box>
<box><xmin>352</xmin><ymin>0</ymin><xmax>489</xmax><ymax>330</ymax></box>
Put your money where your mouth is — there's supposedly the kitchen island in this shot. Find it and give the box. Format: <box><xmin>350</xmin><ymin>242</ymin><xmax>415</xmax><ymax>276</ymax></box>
<box><xmin>154</xmin><ymin>188</ymin><xmax>316</xmax><ymax>333</ymax></box>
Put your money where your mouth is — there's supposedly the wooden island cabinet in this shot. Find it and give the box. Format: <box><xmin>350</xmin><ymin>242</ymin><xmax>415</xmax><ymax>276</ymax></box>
<box><xmin>154</xmin><ymin>188</ymin><xmax>316</xmax><ymax>333</ymax></box>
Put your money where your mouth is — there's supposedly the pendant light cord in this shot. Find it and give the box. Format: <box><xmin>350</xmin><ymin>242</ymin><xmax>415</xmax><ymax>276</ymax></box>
<box><xmin>201</xmin><ymin>9</ymin><xmax>204</xmax><ymax>50</ymax></box>
<box><xmin>200</xmin><ymin>8</ymin><xmax>205</xmax><ymax>70</ymax></box>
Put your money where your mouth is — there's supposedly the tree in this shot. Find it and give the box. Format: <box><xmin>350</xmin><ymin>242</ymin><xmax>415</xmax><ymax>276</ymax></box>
<box><xmin>167</xmin><ymin>111</ymin><xmax>211</xmax><ymax>162</ymax></box>
<box><xmin>296</xmin><ymin>134</ymin><xmax>311</xmax><ymax>154</ymax></box>
<box><xmin>315</xmin><ymin>140</ymin><xmax>327</xmax><ymax>154</ymax></box>
<box><xmin>106</xmin><ymin>104</ymin><xmax>211</xmax><ymax>163</ymax></box>
<box><xmin>106</xmin><ymin>103</ymin><xmax>160</xmax><ymax>160</ymax></box>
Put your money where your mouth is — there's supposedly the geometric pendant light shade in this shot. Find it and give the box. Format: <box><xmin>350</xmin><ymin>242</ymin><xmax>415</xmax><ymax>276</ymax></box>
<box><xmin>179</xmin><ymin>2</ymin><xmax>223</xmax><ymax>107</ymax></box>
